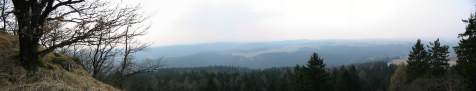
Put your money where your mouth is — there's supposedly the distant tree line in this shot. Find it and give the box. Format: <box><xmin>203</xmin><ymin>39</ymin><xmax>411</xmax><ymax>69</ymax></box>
<box><xmin>292</xmin><ymin>9</ymin><xmax>476</xmax><ymax>91</ymax></box>
<box><xmin>119</xmin><ymin>12</ymin><xmax>476</xmax><ymax>90</ymax></box>
<box><xmin>387</xmin><ymin>12</ymin><xmax>476</xmax><ymax>91</ymax></box>
<box><xmin>120</xmin><ymin>57</ymin><xmax>396</xmax><ymax>91</ymax></box>
<box><xmin>387</xmin><ymin>39</ymin><xmax>467</xmax><ymax>91</ymax></box>
<box><xmin>293</xmin><ymin>52</ymin><xmax>395</xmax><ymax>91</ymax></box>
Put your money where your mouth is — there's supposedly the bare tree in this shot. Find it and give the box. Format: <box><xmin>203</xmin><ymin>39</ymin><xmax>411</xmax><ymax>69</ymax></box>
<box><xmin>12</xmin><ymin>0</ymin><xmax>82</xmax><ymax>70</ymax></box>
<box><xmin>11</xmin><ymin>0</ymin><xmax>143</xmax><ymax>70</ymax></box>
<box><xmin>119</xmin><ymin>23</ymin><xmax>148</xmax><ymax>76</ymax></box>
<box><xmin>0</xmin><ymin>0</ymin><xmax>15</xmax><ymax>34</ymax></box>
<box><xmin>39</xmin><ymin>2</ymin><xmax>152</xmax><ymax>79</ymax></box>
<box><xmin>10</xmin><ymin>1</ymin><xmax>159</xmax><ymax>89</ymax></box>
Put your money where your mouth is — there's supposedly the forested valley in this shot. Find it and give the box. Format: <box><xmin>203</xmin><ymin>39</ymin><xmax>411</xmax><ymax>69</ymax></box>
<box><xmin>0</xmin><ymin>0</ymin><xmax>475</xmax><ymax>91</ymax></box>
<box><xmin>120</xmin><ymin>61</ymin><xmax>394</xmax><ymax>91</ymax></box>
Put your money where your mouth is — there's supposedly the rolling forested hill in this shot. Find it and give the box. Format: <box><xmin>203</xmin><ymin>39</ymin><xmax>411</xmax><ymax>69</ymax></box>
<box><xmin>137</xmin><ymin>40</ymin><xmax>427</xmax><ymax>68</ymax></box>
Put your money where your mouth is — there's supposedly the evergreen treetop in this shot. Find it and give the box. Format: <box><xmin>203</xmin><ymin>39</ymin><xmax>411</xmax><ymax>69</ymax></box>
<box><xmin>406</xmin><ymin>39</ymin><xmax>430</xmax><ymax>81</ymax></box>
<box><xmin>428</xmin><ymin>39</ymin><xmax>450</xmax><ymax>77</ymax></box>
<box><xmin>456</xmin><ymin>13</ymin><xmax>476</xmax><ymax>91</ymax></box>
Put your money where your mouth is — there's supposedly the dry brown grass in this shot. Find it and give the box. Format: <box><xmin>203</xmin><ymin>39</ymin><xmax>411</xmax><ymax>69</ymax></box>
<box><xmin>0</xmin><ymin>33</ymin><xmax>120</xmax><ymax>91</ymax></box>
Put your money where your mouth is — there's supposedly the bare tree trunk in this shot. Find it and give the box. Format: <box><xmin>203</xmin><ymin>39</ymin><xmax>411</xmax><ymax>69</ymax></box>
<box><xmin>92</xmin><ymin>31</ymin><xmax>104</xmax><ymax>77</ymax></box>
<box><xmin>14</xmin><ymin>1</ymin><xmax>42</xmax><ymax>70</ymax></box>
<box><xmin>19</xmin><ymin>36</ymin><xmax>40</xmax><ymax>70</ymax></box>
<box><xmin>117</xmin><ymin>25</ymin><xmax>131</xmax><ymax>89</ymax></box>
<box><xmin>12</xmin><ymin>0</ymin><xmax>86</xmax><ymax>71</ymax></box>
<box><xmin>120</xmin><ymin>25</ymin><xmax>130</xmax><ymax>76</ymax></box>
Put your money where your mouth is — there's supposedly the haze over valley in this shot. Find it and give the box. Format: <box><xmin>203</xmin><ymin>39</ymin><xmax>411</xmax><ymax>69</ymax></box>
<box><xmin>136</xmin><ymin>40</ymin><xmax>456</xmax><ymax>68</ymax></box>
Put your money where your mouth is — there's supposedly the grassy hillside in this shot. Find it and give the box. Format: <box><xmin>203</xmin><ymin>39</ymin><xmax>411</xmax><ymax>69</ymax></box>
<box><xmin>0</xmin><ymin>32</ymin><xmax>119</xmax><ymax>91</ymax></box>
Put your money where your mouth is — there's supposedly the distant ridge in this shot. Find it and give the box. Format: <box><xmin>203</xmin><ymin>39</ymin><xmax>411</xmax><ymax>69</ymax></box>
<box><xmin>135</xmin><ymin>40</ymin><xmax>434</xmax><ymax>68</ymax></box>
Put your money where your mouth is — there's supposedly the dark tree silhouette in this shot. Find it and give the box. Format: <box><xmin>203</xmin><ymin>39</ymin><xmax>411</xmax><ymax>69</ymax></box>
<box><xmin>334</xmin><ymin>65</ymin><xmax>362</xmax><ymax>91</ymax></box>
<box><xmin>428</xmin><ymin>39</ymin><xmax>449</xmax><ymax>77</ymax></box>
<box><xmin>406</xmin><ymin>39</ymin><xmax>430</xmax><ymax>81</ymax></box>
<box><xmin>295</xmin><ymin>52</ymin><xmax>332</xmax><ymax>91</ymax></box>
<box><xmin>455</xmin><ymin>13</ymin><xmax>476</xmax><ymax>91</ymax></box>
<box><xmin>12</xmin><ymin>0</ymin><xmax>86</xmax><ymax>70</ymax></box>
<box><xmin>11</xmin><ymin>0</ymin><xmax>144</xmax><ymax>71</ymax></box>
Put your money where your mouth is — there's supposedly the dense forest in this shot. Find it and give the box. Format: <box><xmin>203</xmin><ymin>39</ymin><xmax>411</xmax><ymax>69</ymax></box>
<box><xmin>119</xmin><ymin>60</ymin><xmax>395</xmax><ymax>91</ymax></box>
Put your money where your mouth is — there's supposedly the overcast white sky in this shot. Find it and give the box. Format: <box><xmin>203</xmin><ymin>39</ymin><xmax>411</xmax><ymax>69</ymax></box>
<box><xmin>122</xmin><ymin>0</ymin><xmax>474</xmax><ymax>47</ymax></box>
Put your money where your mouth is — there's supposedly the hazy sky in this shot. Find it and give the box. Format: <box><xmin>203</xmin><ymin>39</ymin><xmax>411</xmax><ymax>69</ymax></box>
<box><xmin>123</xmin><ymin>0</ymin><xmax>474</xmax><ymax>46</ymax></box>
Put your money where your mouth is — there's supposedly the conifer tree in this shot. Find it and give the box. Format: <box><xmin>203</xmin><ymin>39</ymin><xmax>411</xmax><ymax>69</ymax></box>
<box><xmin>406</xmin><ymin>39</ymin><xmax>430</xmax><ymax>81</ymax></box>
<box><xmin>455</xmin><ymin>14</ymin><xmax>476</xmax><ymax>91</ymax></box>
<box><xmin>428</xmin><ymin>39</ymin><xmax>450</xmax><ymax>77</ymax></box>
<box><xmin>293</xmin><ymin>65</ymin><xmax>308</xmax><ymax>91</ymax></box>
<box><xmin>347</xmin><ymin>65</ymin><xmax>362</xmax><ymax>91</ymax></box>
<box><xmin>294</xmin><ymin>52</ymin><xmax>332</xmax><ymax>91</ymax></box>
<box><xmin>335</xmin><ymin>66</ymin><xmax>349</xmax><ymax>91</ymax></box>
<box><xmin>335</xmin><ymin>65</ymin><xmax>362</xmax><ymax>91</ymax></box>
<box><xmin>201</xmin><ymin>78</ymin><xmax>218</xmax><ymax>91</ymax></box>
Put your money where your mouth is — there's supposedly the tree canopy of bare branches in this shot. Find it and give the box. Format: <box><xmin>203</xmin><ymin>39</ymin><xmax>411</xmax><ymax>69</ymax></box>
<box><xmin>10</xmin><ymin>0</ymin><xmax>145</xmax><ymax>71</ymax></box>
<box><xmin>0</xmin><ymin>0</ymin><xmax>15</xmax><ymax>33</ymax></box>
